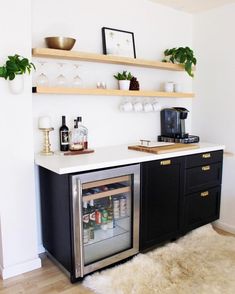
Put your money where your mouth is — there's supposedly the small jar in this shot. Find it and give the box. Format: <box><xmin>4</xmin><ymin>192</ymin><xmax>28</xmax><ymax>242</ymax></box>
<box><xmin>164</xmin><ymin>82</ymin><xmax>174</xmax><ymax>92</ymax></box>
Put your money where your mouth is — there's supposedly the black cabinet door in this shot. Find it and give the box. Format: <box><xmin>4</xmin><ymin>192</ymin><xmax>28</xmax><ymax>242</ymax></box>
<box><xmin>183</xmin><ymin>186</ymin><xmax>221</xmax><ymax>233</ymax></box>
<box><xmin>140</xmin><ymin>157</ymin><xmax>184</xmax><ymax>250</ymax></box>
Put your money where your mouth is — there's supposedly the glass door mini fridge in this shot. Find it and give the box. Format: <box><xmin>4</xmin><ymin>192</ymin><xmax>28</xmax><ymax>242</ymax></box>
<box><xmin>71</xmin><ymin>164</ymin><xmax>140</xmax><ymax>278</ymax></box>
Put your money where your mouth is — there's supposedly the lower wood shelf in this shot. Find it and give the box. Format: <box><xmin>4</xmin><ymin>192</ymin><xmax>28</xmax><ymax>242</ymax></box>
<box><xmin>32</xmin><ymin>86</ymin><xmax>194</xmax><ymax>98</ymax></box>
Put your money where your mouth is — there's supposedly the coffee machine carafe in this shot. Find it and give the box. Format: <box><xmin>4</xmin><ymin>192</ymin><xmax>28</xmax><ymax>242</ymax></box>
<box><xmin>158</xmin><ymin>107</ymin><xmax>200</xmax><ymax>144</ymax></box>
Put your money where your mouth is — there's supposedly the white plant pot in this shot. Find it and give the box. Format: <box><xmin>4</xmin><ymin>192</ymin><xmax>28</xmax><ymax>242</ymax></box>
<box><xmin>119</xmin><ymin>80</ymin><xmax>130</xmax><ymax>91</ymax></box>
<box><xmin>8</xmin><ymin>75</ymin><xmax>24</xmax><ymax>94</ymax></box>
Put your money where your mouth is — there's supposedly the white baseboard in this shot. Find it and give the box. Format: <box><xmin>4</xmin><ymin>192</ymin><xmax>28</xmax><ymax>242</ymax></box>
<box><xmin>38</xmin><ymin>244</ymin><xmax>45</xmax><ymax>255</ymax></box>
<box><xmin>213</xmin><ymin>220</ymin><xmax>235</xmax><ymax>234</ymax></box>
<box><xmin>0</xmin><ymin>257</ymin><xmax>41</xmax><ymax>280</ymax></box>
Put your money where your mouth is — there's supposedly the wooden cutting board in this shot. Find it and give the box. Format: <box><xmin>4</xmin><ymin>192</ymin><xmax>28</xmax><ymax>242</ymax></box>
<box><xmin>63</xmin><ymin>149</ymin><xmax>94</xmax><ymax>156</ymax></box>
<box><xmin>128</xmin><ymin>143</ymin><xmax>199</xmax><ymax>154</ymax></box>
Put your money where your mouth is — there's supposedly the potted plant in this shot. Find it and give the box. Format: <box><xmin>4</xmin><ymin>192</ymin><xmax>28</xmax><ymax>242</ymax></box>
<box><xmin>0</xmin><ymin>54</ymin><xmax>35</xmax><ymax>94</ymax></box>
<box><xmin>114</xmin><ymin>70</ymin><xmax>133</xmax><ymax>90</ymax></box>
<box><xmin>162</xmin><ymin>47</ymin><xmax>197</xmax><ymax>77</ymax></box>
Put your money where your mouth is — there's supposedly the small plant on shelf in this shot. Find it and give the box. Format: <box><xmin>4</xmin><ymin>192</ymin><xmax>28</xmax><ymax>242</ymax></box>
<box><xmin>162</xmin><ymin>47</ymin><xmax>197</xmax><ymax>77</ymax></box>
<box><xmin>114</xmin><ymin>71</ymin><xmax>133</xmax><ymax>90</ymax></box>
<box><xmin>114</xmin><ymin>70</ymin><xmax>133</xmax><ymax>81</ymax></box>
<box><xmin>0</xmin><ymin>54</ymin><xmax>35</xmax><ymax>80</ymax></box>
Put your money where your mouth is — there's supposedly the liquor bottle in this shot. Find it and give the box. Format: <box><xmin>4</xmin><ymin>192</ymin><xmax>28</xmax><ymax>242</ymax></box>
<box><xmin>69</xmin><ymin>119</ymin><xmax>83</xmax><ymax>151</ymax></box>
<box><xmin>59</xmin><ymin>116</ymin><xmax>69</xmax><ymax>151</ymax></box>
<box><xmin>83</xmin><ymin>201</ymin><xmax>90</xmax><ymax>244</ymax></box>
<box><xmin>77</xmin><ymin>116</ymin><xmax>88</xmax><ymax>149</ymax></box>
<box><xmin>89</xmin><ymin>200</ymin><xmax>95</xmax><ymax>240</ymax></box>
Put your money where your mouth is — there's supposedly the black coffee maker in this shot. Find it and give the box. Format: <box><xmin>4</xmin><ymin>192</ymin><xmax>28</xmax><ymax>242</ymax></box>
<box><xmin>158</xmin><ymin>107</ymin><xmax>200</xmax><ymax>144</ymax></box>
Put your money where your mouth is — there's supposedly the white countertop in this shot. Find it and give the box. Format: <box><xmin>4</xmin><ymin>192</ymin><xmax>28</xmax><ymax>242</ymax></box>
<box><xmin>35</xmin><ymin>142</ymin><xmax>225</xmax><ymax>175</ymax></box>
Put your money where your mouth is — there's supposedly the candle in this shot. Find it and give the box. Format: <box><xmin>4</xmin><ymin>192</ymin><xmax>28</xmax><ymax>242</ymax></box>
<box><xmin>38</xmin><ymin>116</ymin><xmax>52</xmax><ymax>129</ymax></box>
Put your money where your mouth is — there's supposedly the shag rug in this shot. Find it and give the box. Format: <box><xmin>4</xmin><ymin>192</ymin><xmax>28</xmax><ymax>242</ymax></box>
<box><xmin>83</xmin><ymin>225</ymin><xmax>235</xmax><ymax>294</ymax></box>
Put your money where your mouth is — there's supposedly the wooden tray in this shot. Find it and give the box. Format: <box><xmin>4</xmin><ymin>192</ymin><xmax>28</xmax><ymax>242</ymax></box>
<box><xmin>128</xmin><ymin>143</ymin><xmax>199</xmax><ymax>154</ymax></box>
<box><xmin>64</xmin><ymin>149</ymin><xmax>94</xmax><ymax>156</ymax></box>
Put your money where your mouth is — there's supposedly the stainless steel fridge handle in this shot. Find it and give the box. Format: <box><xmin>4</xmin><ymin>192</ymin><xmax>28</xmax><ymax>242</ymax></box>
<box><xmin>72</xmin><ymin>178</ymin><xmax>84</xmax><ymax>278</ymax></box>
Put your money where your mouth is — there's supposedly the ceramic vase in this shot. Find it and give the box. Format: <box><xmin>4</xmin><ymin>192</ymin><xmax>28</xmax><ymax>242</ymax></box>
<box><xmin>8</xmin><ymin>75</ymin><xmax>24</xmax><ymax>94</ymax></box>
<box><xmin>119</xmin><ymin>80</ymin><xmax>130</xmax><ymax>91</ymax></box>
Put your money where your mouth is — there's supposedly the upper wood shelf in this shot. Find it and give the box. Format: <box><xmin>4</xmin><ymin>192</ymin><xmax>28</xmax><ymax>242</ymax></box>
<box><xmin>32</xmin><ymin>48</ymin><xmax>184</xmax><ymax>71</ymax></box>
<box><xmin>32</xmin><ymin>86</ymin><xmax>194</xmax><ymax>98</ymax></box>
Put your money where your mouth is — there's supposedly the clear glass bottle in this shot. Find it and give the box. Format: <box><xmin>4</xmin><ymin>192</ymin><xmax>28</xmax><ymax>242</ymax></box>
<box><xmin>77</xmin><ymin>116</ymin><xmax>88</xmax><ymax>149</ymax></box>
<box><xmin>69</xmin><ymin>119</ymin><xmax>83</xmax><ymax>151</ymax></box>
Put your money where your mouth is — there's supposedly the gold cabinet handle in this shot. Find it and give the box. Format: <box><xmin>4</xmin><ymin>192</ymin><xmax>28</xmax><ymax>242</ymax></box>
<box><xmin>201</xmin><ymin>191</ymin><xmax>209</xmax><ymax>197</ymax></box>
<box><xmin>202</xmin><ymin>165</ymin><xmax>210</xmax><ymax>171</ymax></box>
<box><xmin>202</xmin><ymin>153</ymin><xmax>211</xmax><ymax>159</ymax></box>
<box><xmin>160</xmin><ymin>160</ymin><xmax>171</xmax><ymax>166</ymax></box>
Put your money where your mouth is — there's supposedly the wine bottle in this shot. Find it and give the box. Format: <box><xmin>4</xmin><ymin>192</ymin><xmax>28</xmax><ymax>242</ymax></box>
<box><xmin>59</xmin><ymin>116</ymin><xmax>69</xmax><ymax>151</ymax></box>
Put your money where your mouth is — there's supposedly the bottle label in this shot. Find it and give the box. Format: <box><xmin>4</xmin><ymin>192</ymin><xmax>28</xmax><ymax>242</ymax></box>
<box><xmin>60</xmin><ymin>131</ymin><xmax>69</xmax><ymax>145</ymax></box>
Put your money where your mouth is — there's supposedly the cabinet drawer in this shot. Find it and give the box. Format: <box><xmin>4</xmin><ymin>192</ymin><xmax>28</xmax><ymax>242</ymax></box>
<box><xmin>185</xmin><ymin>162</ymin><xmax>222</xmax><ymax>194</ymax></box>
<box><xmin>183</xmin><ymin>186</ymin><xmax>221</xmax><ymax>232</ymax></box>
<box><xmin>185</xmin><ymin>150</ymin><xmax>223</xmax><ymax>168</ymax></box>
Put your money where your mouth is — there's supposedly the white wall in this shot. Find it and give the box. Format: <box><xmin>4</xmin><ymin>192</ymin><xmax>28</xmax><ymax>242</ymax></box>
<box><xmin>31</xmin><ymin>0</ymin><xmax>194</xmax><ymax>251</ymax></box>
<box><xmin>0</xmin><ymin>0</ymin><xmax>41</xmax><ymax>279</ymax></box>
<box><xmin>193</xmin><ymin>3</ymin><xmax>235</xmax><ymax>233</ymax></box>
<box><xmin>32</xmin><ymin>0</ymin><xmax>193</xmax><ymax>152</ymax></box>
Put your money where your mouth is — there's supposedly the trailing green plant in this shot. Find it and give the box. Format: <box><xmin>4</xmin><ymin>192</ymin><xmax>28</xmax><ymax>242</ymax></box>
<box><xmin>0</xmin><ymin>54</ymin><xmax>35</xmax><ymax>80</ymax></box>
<box><xmin>114</xmin><ymin>70</ymin><xmax>133</xmax><ymax>80</ymax></box>
<box><xmin>162</xmin><ymin>47</ymin><xmax>197</xmax><ymax>77</ymax></box>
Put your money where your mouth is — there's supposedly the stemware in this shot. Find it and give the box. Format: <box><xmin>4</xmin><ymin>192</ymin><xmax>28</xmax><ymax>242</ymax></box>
<box><xmin>72</xmin><ymin>64</ymin><xmax>82</xmax><ymax>87</ymax></box>
<box><xmin>55</xmin><ymin>63</ymin><xmax>67</xmax><ymax>86</ymax></box>
<box><xmin>36</xmin><ymin>61</ymin><xmax>49</xmax><ymax>86</ymax></box>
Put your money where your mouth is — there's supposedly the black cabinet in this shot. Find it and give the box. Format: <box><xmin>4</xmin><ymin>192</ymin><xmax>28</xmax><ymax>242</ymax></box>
<box><xmin>140</xmin><ymin>157</ymin><xmax>184</xmax><ymax>250</ymax></box>
<box><xmin>140</xmin><ymin>150</ymin><xmax>223</xmax><ymax>251</ymax></box>
<box><xmin>184</xmin><ymin>187</ymin><xmax>221</xmax><ymax>231</ymax></box>
<box><xmin>182</xmin><ymin>150</ymin><xmax>223</xmax><ymax>233</ymax></box>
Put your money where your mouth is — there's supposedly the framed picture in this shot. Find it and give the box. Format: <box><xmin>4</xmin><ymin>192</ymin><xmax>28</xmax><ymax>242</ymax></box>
<box><xmin>102</xmin><ymin>27</ymin><xmax>136</xmax><ymax>58</ymax></box>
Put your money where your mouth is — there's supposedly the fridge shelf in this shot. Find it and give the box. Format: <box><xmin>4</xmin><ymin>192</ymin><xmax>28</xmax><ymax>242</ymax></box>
<box><xmin>84</xmin><ymin>218</ymin><xmax>130</xmax><ymax>247</ymax></box>
<box><xmin>82</xmin><ymin>186</ymin><xmax>131</xmax><ymax>201</ymax></box>
<box><xmin>82</xmin><ymin>175</ymin><xmax>130</xmax><ymax>190</ymax></box>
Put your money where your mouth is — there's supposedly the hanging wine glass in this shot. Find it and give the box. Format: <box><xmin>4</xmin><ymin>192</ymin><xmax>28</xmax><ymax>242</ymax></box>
<box><xmin>56</xmin><ymin>63</ymin><xmax>67</xmax><ymax>86</ymax></box>
<box><xmin>72</xmin><ymin>64</ymin><xmax>82</xmax><ymax>87</ymax></box>
<box><xmin>36</xmin><ymin>61</ymin><xmax>49</xmax><ymax>86</ymax></box>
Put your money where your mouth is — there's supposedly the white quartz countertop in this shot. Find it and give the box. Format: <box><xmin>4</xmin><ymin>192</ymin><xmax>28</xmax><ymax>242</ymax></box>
<box><xmin>35</xmin><ymin>142</ymin><xmax>225</xmax><ymax>175</ymax></box>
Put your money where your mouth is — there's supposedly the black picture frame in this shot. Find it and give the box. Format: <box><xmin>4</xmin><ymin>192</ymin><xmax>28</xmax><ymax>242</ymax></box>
<box><xmin>102</xmin><ymin>27</ymin><xmax>136</xmax><ymax>58</ymax></box>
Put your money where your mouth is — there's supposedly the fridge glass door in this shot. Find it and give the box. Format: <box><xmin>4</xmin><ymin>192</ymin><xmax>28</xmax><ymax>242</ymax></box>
<box><xmin>81</xmin><ymin>174</ymin><xmax>133</xmax><ymax>265</ymax></box>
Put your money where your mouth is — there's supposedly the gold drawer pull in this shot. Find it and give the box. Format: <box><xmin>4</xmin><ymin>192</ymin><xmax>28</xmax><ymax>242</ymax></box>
<box><xmin>202</xmin><ymin>165</ymin><xmax>210</xmax><ymax>171</ymax></box>
<box><xmin>160</xmin><ymin>160</ymin><xmax>171</xmax><ymax>166</ymax></box>
<box><xmin>202</xmin><ymin>153</ymin><xmax>211</xmax><ymax>159</ymax></box>
<box><xmin>201</xmin><ymin>191</ymin><xmax>209</xmax><ymax>197</ymax></box>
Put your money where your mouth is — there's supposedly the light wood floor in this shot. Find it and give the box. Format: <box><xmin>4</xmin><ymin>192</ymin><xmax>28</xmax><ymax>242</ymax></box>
<box><xmin>0</xmin><ymin>255</ymin><xmax>94</xmax><ymax>294</ymax></box>
<box><xmin>0</xmin><ymin>227</ymin><xmax>234</xmax><ymax>294</ymax></box>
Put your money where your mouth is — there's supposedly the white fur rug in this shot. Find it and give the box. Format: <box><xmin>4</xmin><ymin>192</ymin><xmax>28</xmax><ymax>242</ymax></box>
<box><xmin>83</xmin><ymin>225</ymin><xmax>235</xmax><ymax>294</ymax></box>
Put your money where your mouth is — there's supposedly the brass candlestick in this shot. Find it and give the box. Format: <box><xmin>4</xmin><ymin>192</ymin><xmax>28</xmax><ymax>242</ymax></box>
<box><xmin>39</xmin><ymin>127</ymin><xmax>54</xmax><ymax>155</ymax></box>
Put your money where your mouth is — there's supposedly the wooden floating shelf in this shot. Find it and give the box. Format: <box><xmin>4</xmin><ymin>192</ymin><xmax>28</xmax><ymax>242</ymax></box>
<box><xmin>32</xmin><ymin>48</ymin><xmax>185</xmax><ymax>71</ymax></box>
<box><xmin>32</xmin><ymin>87</ymin><xmax>194</xmax><ymax>98</ymax></box>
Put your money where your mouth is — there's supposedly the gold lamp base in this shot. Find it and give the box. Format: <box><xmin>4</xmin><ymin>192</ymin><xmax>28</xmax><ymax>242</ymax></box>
<box><xmin>39</xmin><ymin>127</ymin><xmax>54</xmax><ymax>155</ymax></box>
